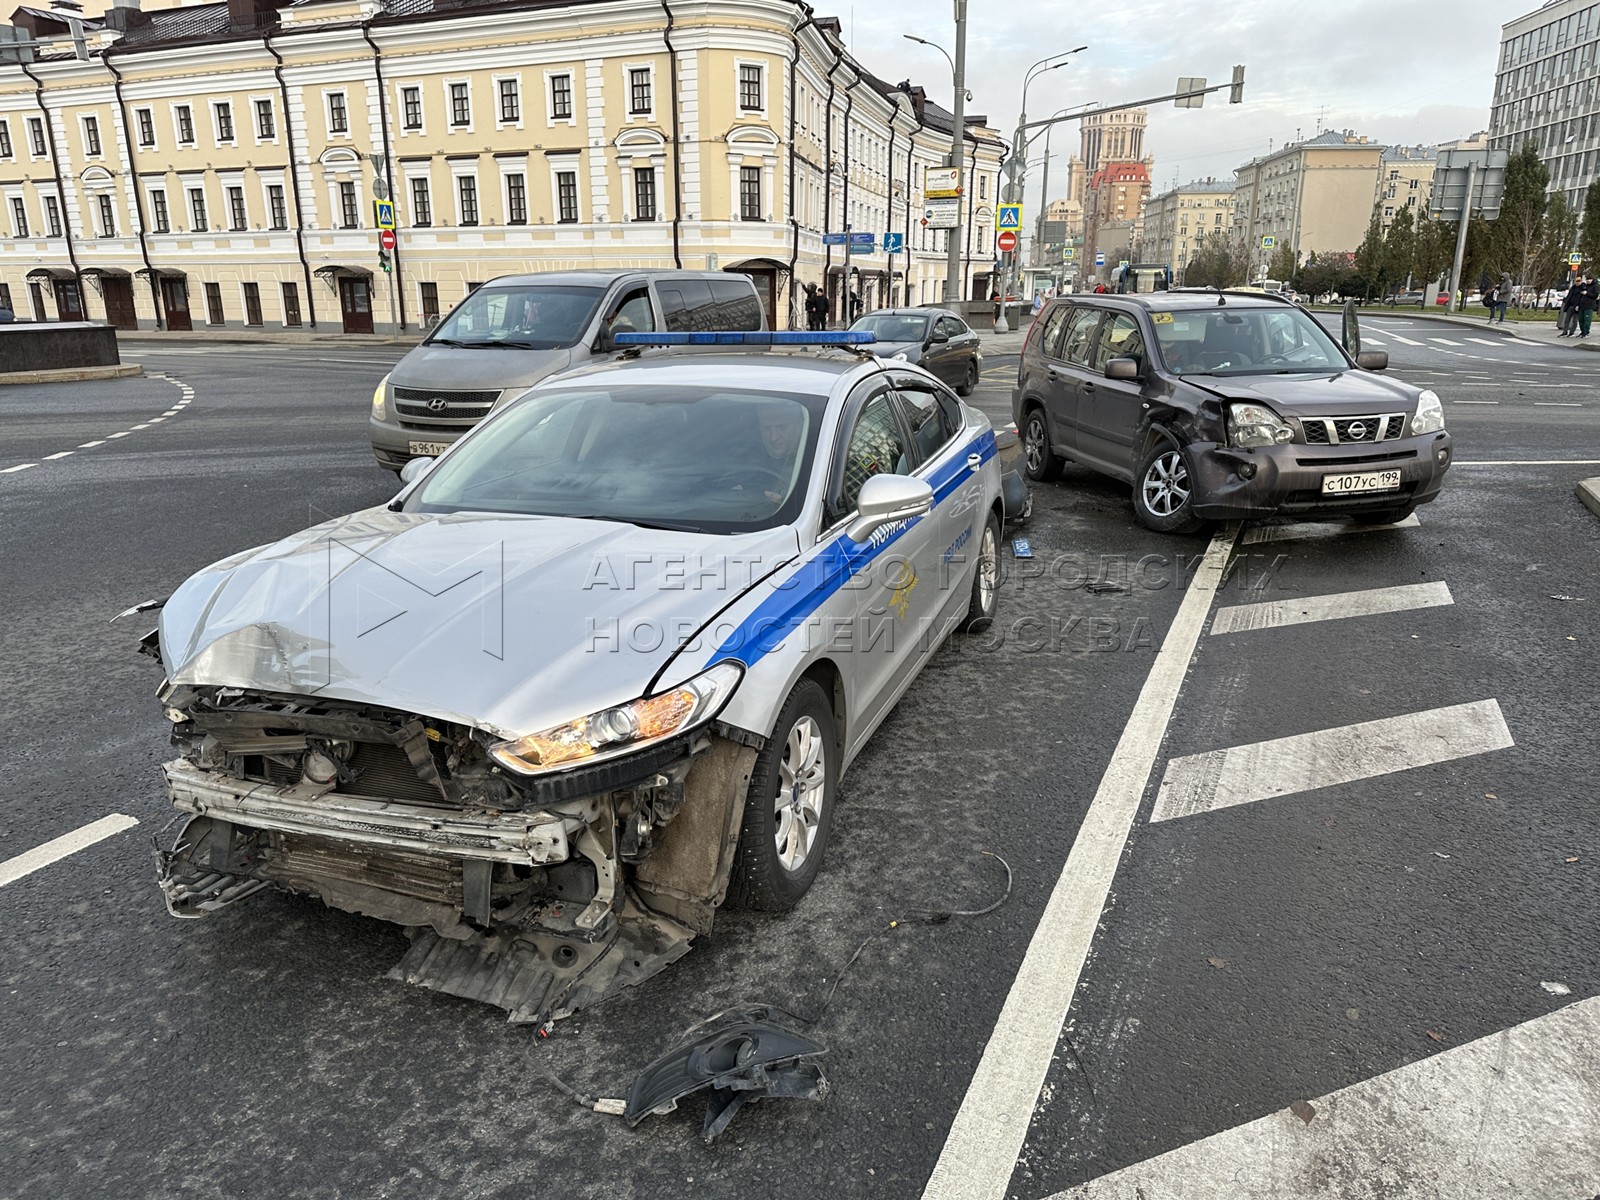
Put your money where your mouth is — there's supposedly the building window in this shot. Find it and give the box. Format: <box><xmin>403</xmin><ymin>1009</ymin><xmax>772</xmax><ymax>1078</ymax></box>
<box><xmin>255</xmin><ymin>99</ymin><xmax>275</xmax><ymax>140</ymax></box>
<box><xmin>979</xmin><ymin>175</ymin><xmax>987</xmax><ymax>200</ymax></box>
<box><xmin>29</xmin><ymin>117</ymin><xmax>46</xmax><ymax>156</ymax></box>
<box><xmin>9</xmin><ymin>197</ymin><xmax>27</xmax><ymax>238</ymax></box>
<box><xmin>628</xmin><ymin>67</ymin><xmax>651</xmax><ymax>115</ymax></box>
<box><xmin>0</xmin><ymin>283</ymin><xmax>9</xmax><ymax>311</ymax></box>
<box><xmin>229</xmin><ymin>185</ymin><xmax>247</xmax><ymax>231</ymax></box>
<box><xmin>739</xmin><ymin>63</ymin><xmax>763</xmax><ymax>111</ymax></box>
<box><xmin>506</xmin><ymin>172</ymin><xmax>527</xmax><ymax>224</ymax></box>
<box><xmin>410</xmin><ymin>177</ymin><xmax>432</xmax><ymax>226</ymax></box>
<box><xmin>550</xmin><ymin>73</ymin><xmax>573</xmax><ymax>120</ymax></box>
<box><xmin>739</xmin><ymin>165</ymin><xmax>761</xmax><ymax>221</ymax></box>
<box><xmin>457</xmin><ymin>176</ymin><xmax>479</xmax><ymax>225</ymax></box>
<box><xmin>420</xmin><ymin>280</ymin><xmax>440</xmax><ymax>322</ymax></box>
<box><xmin>339</xmin><ymin>181</ymin><xmax>359</xmax><ymax>228</ymax></box>
<box><xmin>281</xmin><ymin>281</ymin><xmax>302</xmax><ymax>327</ymax></box>
<box><xmin>97</xmin><ymin>193</ymin><xmax>115</xmax><ymax>237</ymax></box>
<box><xmin>328</xmin><ymin>92</ymin><xmax>348</xmax><ymax>135</ymax></box>
<box><xmin>556</xmin><ymin>169</ymin><xmax>578</xmax><ymax>222</ymax></box>
<box><xmin>499</xmin><ymin>78</ymin><xmax>520</xmax><ymax>123</ymax></box>
<box><xmin>150</xmin><ymin>188</ymin><xmax>169</xmax><ymax>233</ymax></box>
<box><xmin>44</xmin><ymin>195</ymin><xmax>61</xmax><ymax>237</ymax></box>
<box><xmin>189</xmin><ymin>187</ymin><xmax>207</xmax><ymax>231</ymax></box>
<box><xmin>402</xmin><ymin>87</ymin><xmax>422</xmax><ymax>130</ymax></box>
<box><xmin>267</xmin><ymin>184</ymin><xmax>287</xmax><ymax>230</ymax></box>
<box><xmin>176</xmin><ymin>106</ymin><xmax>194</xmax><ymax>145</ymax></box>
<box><xmin>83</xmin><ymin>115</ymin><xmax>102</xmax><ymax>156</ymax></box>
<box><xmin>135</xmin><ymin>108</ymin><xmax>154</xmax><ymax>147</ymax></box>
<box><xmin>633</xmin><ymin>167</ymin><xmax>656</xmax><ymax>221</ymax></box>
<box><xmin>450</xmin><ymin>82</ymin><xmax>470</xmax><ymax>128</ymax></box>
<box><xmin>0</xmin><ymin>120</ymin><xmax>10</xmax><ymax>158</ymax></box>
<box><xmin>243</xmin><ymin>282</ymin><xmax>263</xmax><ymax>326</ymax></box>
<box><xmin>204</xmin><ymin>281</ymin><xmax>224</xmax><ymax>325</ymax></box>
<box><xmin>214</xmin><ymin>103</ymin><xmax>233</xmax><ymax>143</ymax></box>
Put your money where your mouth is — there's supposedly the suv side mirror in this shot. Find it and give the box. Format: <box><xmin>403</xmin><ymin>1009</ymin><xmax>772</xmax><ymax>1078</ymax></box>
<box><xmin>847</xmin><ymin>474</ymin><xmax>934</xmax><ymax>542</ymax></box>
<box><xmin>1104</xmin><ymin>357</ymin><xmax>1141</xmax><ymax>381</ymax></box>
<box><xmin>1356</xmin><ymin>350</ymin><xmax>1389</xmax><ymax>371</ymax></box>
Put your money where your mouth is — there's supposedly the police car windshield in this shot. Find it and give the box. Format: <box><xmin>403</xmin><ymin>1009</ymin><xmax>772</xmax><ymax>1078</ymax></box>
<box><xmin>1152</xmin><ymin>306</ymin><xmax>1348</xmax><ymax>376</ymax></box>
<box><xmin>428</xmin><ymin>284</ymin><xmax>606</xmax><ymax>350</ymax></box>
<box><xmin>408</xmin><ymin>384</ymin><xmax>827</xmax><ymax>534</ymax></box>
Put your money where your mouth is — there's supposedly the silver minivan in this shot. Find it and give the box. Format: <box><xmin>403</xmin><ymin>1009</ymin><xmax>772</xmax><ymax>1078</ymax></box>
<box><xmin>369</xmin><ymin>269</ymin><xmax>765</xmax><ymax>471</ymax></box>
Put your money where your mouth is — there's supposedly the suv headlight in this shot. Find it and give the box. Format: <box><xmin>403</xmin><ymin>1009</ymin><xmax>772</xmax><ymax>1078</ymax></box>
<box><xmin>490</xmin><ymin>662</ymin><xmax>743</xmax><ymax>776</ymax></box>
<box><xmin>1410</xmin><ymin>389</ymin><xmax>1445</xmax><ymax>435</ymax></box>
<box><xmin>1227</xmin><ymin>402</ymin><xmax>1294</xmax><ymax>449</ymax></box>
<box><xmin>371</xmin><ymin>373</ymin><xmax>389</xmax><ymax>421</ymax></box>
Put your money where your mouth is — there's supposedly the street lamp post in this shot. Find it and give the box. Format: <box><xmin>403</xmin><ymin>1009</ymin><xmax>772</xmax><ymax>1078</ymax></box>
<box><xmin>1032</xmin><ymin>106</ymin><xmax>1078</xmax><ymax>269</ymax></box>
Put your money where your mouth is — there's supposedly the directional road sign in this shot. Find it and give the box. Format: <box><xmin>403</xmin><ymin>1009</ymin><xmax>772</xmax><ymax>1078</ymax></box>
<box><xmin>996</xmin><ymin>203</ymin><xmax>1023</xmax><ymax>231</ymax></box>
<box><xmin>883</xmin><ymin>232</ymin><xmax>905</xmax><ymax>254</ymax></box>
<box><xmin>373</xmin><ymin>199</ymin><xmax>396</xmax><ymax>230</ymax></box>
<box><xmin>997</xmin><ymin>230</ymin><xmax>1018</xmax><ymax>253</ymax></box>
<box><xmin>822</xmin><ymin>232</ymin><xmax>848</xmax><ymax>246</ymax></box>
<box><xmin>848</xmin><ymin>232</ymin><xmax>875</xmax><ymax>249</ymax></box>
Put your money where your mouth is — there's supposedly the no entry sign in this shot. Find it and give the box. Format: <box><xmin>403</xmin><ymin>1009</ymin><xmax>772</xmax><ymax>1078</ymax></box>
<box><xmin>997</xmin><ymin>230</ymin><xmax>1018</xmax><ymax>253</ymax></box>
<box><xmin>379</xmin><ymin>228</ymin><xmax>397</xmax><ymax>251</ymax></box>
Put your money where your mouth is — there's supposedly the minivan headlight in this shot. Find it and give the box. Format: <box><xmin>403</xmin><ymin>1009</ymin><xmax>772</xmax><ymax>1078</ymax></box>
<box><xmin>371</xmin><ymin>373</ymin><xmax>389</xmax><ymax>421</ymax></box>
<box><xmin>489</xmin><ymin>662</ymin><xmax>743</xmax><ymax>776</ymax></box>
<box><xmin>1410</xmin><ymin>389</ymin><xmax>1445</xmax><ymax>435</ymax></box>
<box><xmin>1228</xmin><ymin>402</ymin><xmax>1294</xmax><ymax>449</ymax></box>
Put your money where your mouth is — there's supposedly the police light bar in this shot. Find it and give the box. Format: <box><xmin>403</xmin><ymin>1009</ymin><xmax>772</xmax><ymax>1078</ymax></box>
<box><xmin>612</xmin><ymin>331</ymin><xmax>877</xmax><ymax>346</ymax></box>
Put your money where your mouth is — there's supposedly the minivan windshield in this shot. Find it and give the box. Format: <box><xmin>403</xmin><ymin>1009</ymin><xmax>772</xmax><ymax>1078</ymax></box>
<box><xmin>407</xmin><ymin>384</ymin><xmax>827</xmax><ymax>534</ymax></box>
<box><xmin>428</xmin><ymin>284</ymin><xmax>606</xmax><ymax>350</ymax></box>
<box><xmin>1150</xmin><ymin>306</ymin><xmax>1349</xmax><ymax>376</ymax></box>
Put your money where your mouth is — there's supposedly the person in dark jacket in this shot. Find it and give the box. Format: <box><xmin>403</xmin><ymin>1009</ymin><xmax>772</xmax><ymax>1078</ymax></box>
<box><xmin>804</xmin><ymin>283</ymin><xmax>828</xmax><ymax>331</ymax></box>
<box><xmin>1559</xmin><ymin>282</ymin><xmax>1581</xmax><ymax>335</ymax></box>
<box><xmin>1579</xmin><ymin>274</ymin><xmax>1599</xmax><ymax>339</ymax></box>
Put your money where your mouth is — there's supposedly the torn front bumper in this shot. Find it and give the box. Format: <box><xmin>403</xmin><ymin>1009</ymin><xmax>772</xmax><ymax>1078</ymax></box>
<box><xmin>1188</xmin><ymin>431</ymin><xmax>1453</xmax><ymax>520</ymax></box>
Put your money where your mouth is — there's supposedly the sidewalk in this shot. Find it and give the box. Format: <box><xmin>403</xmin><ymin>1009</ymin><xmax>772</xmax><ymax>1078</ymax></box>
<box><xmin>116</xmin><ymin>328</ymin><xmax>420</xmax><ymax>346</ymax></box>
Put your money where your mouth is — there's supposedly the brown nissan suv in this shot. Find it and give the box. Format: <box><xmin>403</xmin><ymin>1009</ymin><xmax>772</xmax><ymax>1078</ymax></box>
<box><xmin>1013</xmin><ymin>290</ymin><xmax>1452</xmax><ymax>532</ymax></box>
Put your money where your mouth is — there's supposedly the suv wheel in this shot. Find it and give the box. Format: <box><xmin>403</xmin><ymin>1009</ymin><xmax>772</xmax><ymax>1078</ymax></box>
<box><xmin>958</xmin><ymin>360</ymin><xmax>979</xmax><ymax>397</ymax></box>
<box><xmin>1134</xmin><ymin>442</ymin><xmax>1205</xmax><ymax>534</ymax></box>
<box><xmin>1021</xmin><ymin>407</ymin><xmax>1064</xmax><ymax>482</ymax></box>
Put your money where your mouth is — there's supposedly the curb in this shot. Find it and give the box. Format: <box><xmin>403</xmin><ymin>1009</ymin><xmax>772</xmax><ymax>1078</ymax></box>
<box><xmin>0</xmin><ymin>364</ymin><xmax>144</xmax><ymax>386</ymax></box>
<box><xmin>1579</xmin><ymin>478</ymin><xmax>1600</xmax><ymax>521</ymax></box>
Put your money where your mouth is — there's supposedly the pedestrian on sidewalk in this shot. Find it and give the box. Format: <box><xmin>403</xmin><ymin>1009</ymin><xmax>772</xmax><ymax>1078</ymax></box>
<box><xmin>1579</xmin><ymin>274</ymin><xmax>1599</xmax><ymax>338</ymax></box>
<box><xmin>1559</xmin><ymin>282</ymin><xmax>1580</xmax><ymax>336</ymax></box>
<box><xmin>1483</xmin><ymin>281</ymin><xmax>1501</xmax><ymax>323</ymax></box>
<box><xmin>804</xmin><ymin>283</ymin><xmax>827</xmax><ymax>331</ymax></box>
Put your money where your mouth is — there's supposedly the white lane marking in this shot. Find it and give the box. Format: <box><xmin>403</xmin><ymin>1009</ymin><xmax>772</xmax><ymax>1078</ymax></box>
<box><xmin>1454</xmin><ymin>459</ymin><xmax>1600</xmax><ymax>465</ymax></box>
<box><xmin>1464</xmin><ymin>337</ymin><xmax>1502</xmax><ymax>345</ymax></box>
<box><xmin>1534</xmin><ymin>402</ymin><xmax>1584</xmax><ymax>407</ymax></box>
<box><xmin>147</xmin><ymin>417</ymin><xmax>166</xmax><ymax>423</ymax></box>
<box><xmin>1241</xmin><ymin>514</ymin><xmax>1421</xmax><ymax>544</ymax></box>
<box><xmin>2</xmin><ymin>463</ymin><xmax>38</xmax><ymax>473</ymax></box>
<box><xmin>107</xmin><ymin>432</ymin><xmax>131</xmax><ymax>439</ymax></box>
<box><xmin>162</xmin><ymin>409</ymin><xmax>179</xmax><ymax>416</ymax></box>
<box><xmin>130</xmin><ymin>423</ymin><xmax>151</xmax><ymax>430</ymax></box>
<box><xmin>1150</xmin><ymin>700</ymin><xmax>1514</xmax><ymax>823</ymax></box>
<box><xmin>0</xmin><ymin>813</ymin><xmax>141</xmax><ymax>888</ymax></box>
<box><xmin>1050</xmin><ymin>997</ymin><xmax>1600</xmax><ymax>1200</ymax></box>
<box><xmin>1210</xmin><ymin>581</ymin><xmax>1453</xmax><ymax>636</ymax></box>
<box><xmin>1387</xmin><ymin>333</ymin><xmax>1425</xmax><ymax>346</ymax></box>
<box><xmin>1456</xmin><ymin>382</ymin><xmax>1498</xmax><ymax>387</ymax></box>
<box><xmin>921</xmin><ymin>527</ymin><xmax>1240</xmax><ymax>1200</ymax></box>
<box><xmin>78</xmin><ymin>440</ymin><xmax>106</xmax><ymax>448</ymax></box>
<box><xmin>1453</xmin><ymin>400</ymin><xmax>1500</xmax><ymax>405</ymax></box>
<box><xmin>1429</xmin><ymin>337</ymin><xmax>1465</xmax><ymax>346</ymax></box>
<box><xmin>1361</xmin><ymin>337</ymin><xmax>1386</xmax><ymax>346</ymax></box>
<box><xmin>43</xmin><ymin>451</ymin><xmax>75</xmax><ymax>460</ymax></box>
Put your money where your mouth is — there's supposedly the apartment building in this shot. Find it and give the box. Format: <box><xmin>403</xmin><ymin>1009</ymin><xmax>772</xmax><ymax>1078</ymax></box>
<box><xmin>1141</xmin><ymin>177</ymin><xmax>1233</xmax><ymax>281</ymax></box>
<box><xmin>0</xmin><ymin>0</ymin><xmax>1003</xmax><ymax>333</ymax></box>
<box><xmin>1376</xmin><ymin>144</ymin><xmax>1437</xmax><ymax>230</ymax></box>
<box><xmin>1490</xmin><ymin>0</ymin><xmax>1600</xmax><ymax>209</ymax></box>
<box><xmin>1232</xmin><ymin>130</ymin><xmax>1384</xmax><ymax>268</ymax></box>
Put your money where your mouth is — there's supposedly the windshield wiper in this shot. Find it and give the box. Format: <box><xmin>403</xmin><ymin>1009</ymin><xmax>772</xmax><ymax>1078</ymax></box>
<box><xmin>567</xmin><ymin>514</ymin><xmax>710</xmax><ymax>534</ymax></box>
<box><xmin>475</xmin><ymin>339</ymin><xmax>541</xmax><ymax>349</ymax></box>
<box><xmin>427</xmin><ymin>337</ymin><xmax>473</xmax><ymax>347</ymax></box>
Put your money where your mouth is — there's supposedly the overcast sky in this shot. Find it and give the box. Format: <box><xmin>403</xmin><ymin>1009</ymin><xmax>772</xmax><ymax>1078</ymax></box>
<box><xmin>840</xmin><ymin>0</ymin><xmax>1507</xmax><ymax>209</ymax></box>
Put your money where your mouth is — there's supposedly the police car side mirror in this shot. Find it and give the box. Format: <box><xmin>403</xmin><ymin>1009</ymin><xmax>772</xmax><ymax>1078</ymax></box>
<box><xmin>847</xmin><ymin>475</ymin><xmax>934</xmax><ymax>542</ymax></box>
<box><xmin>398</xmin><ymin>457</ymin><xmax>434</xmax><ymax>486</ymax></box>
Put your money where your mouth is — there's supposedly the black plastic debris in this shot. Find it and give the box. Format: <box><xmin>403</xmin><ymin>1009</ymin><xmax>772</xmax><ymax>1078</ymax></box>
<box><xmin>624</xmin><ymin>1006</ymin><xmax>827</xmax><ymax>1142</ymax></box>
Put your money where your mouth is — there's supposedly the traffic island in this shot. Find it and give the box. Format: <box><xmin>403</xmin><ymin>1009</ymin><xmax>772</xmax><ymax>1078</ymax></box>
<box><xmin>1579</xmin><ymin>478</ymin><xmax>1600</xmax><ymax>521</ymax></box>
<box><xmin>0</xmin><ymin>364</ymin><xmax>144</xmax><ymax>386</ymax></box>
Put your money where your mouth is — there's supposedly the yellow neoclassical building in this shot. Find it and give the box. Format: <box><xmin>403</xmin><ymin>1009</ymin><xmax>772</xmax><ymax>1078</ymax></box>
<box><xmin>0</xmin><ymin>0</ymin><xmax>1004</xmax><ymax>334</ymax></box>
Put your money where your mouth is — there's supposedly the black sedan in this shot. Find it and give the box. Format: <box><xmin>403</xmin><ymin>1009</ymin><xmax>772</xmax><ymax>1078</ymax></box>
<box><xmin>848</xmin><ymin>307</ymin><xmax>983</xmax><ymax>396</ymax></box>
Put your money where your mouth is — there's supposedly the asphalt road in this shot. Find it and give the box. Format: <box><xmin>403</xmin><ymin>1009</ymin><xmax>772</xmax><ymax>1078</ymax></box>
<box><xmin>1</xmin><ymin>316</ymin><xmax>1597</xmax><ymax>1199</ymax></box>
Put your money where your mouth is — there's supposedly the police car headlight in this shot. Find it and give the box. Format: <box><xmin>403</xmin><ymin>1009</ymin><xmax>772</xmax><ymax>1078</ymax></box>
<box><xmin>371</xmin><ymin>374</ymin><xmax>389</xmax><ymax>421</ymax></box>
<box><xmin>1410</xmin><ymin>389</ymin><xmax>1445</xmax><ymax>435</ymax></box>
<box><xmin>489</xmin><ymin>662</ymin><xmax>743</xmax><ymax>776</ymax></box>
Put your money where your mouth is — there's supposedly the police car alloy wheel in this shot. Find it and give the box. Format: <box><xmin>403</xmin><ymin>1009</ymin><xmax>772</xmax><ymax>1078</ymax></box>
<box><xmin>959</xmin><ymin>512</ymin><xmax>1001</xmax><ymax>633</ymax></box>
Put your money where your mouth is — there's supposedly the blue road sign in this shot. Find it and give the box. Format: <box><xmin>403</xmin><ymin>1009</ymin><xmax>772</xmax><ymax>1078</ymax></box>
<box><xmin>849</xmin><ymin>232</ymin><xmax>875</xmax><ymax>249</ymax></box>
<box><xmin>997</xmin><ymin>203</ymin><xmax>1022</xmax><ymax>230</ymax></box>
<box><xmin>372</xmin><ymin>199</ymin><xmax>396</xmax><ymax>230</ymax></box>
<box><xmin>823</xmin><ymin>232</ymin><xmax>848</xmax><ymax>246</ymax></box>
<box><xmin>883</xmin><ymin>232</ymin><xmax>905</xmax><ymax>254</ymax></box>
<box><xmin>1095</xmin><ymin>253</ymin><xmax>1107</xmax><ymax>266</ymax></box>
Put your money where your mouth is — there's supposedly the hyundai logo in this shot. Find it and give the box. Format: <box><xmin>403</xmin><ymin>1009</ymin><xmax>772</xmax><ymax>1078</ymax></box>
<box><xmin>427</xmin><ymin>397</ymin><xmax>450</xmax><ymax>413</ymax></box>
<box><xmin>1347</xmin><ymin>421</ymin><xmax>1368</xmax><ymax>440</ymax></box>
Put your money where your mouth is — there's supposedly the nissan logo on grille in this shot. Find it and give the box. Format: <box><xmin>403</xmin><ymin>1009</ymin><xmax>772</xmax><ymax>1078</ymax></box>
<box><xmin>1346</xmin><ymin>421</ymin><xmax>1368</xmax><ymax>440</ymax></box>
<box><xmin>427</xmin><ymin>397</ymin><xmax>450</xmax><ymax>413</ymax></box>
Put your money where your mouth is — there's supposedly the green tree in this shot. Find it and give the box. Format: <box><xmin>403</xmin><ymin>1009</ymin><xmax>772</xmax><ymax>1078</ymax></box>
<box><xmin>1384</xmin><ymin>207</ymin><xmax>1418</xmax><ymax>288</ymax></box>
<box><xmin>1579</xmin><ymin>179</ymin><xmax>1600</xmax><ymax>267</ymax></box>
<box><xmin>1535</xmin><ymin>192</ymin><xmax>1579</xmax><ymax>294</ymax></box>
<box><xmin>1267</xmin><ymin>243</ymin><xmax>1296</xmax><ymax>282</ymax></box>
<box><xmin>1413</xmin><ymin>216</ymin><xmax>1453</xmax><ymax>285</ymax></box>
<box><xmin>1183</xmin><ymin>230</ymin><xmax>1247</xmax><ymax>288</ymax></box>
<box><xmin>1490</xmin><ymin>141</ymin><xmax>1550</xmax><ymax>285</ymax></box>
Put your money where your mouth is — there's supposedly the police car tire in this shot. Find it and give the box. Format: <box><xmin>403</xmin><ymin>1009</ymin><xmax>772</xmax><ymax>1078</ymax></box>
<box><xmin>728</xmin><ymin>679</ymin><xmax>838</xmax><ymax>912</ymax></box>
<box><xmin>959</xmin><ymin>512</ymin><xmax>1001</xmax><ymax>633</ymax></box>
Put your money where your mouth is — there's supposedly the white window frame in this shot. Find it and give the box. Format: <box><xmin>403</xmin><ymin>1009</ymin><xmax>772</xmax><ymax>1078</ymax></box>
<box><xmin>403</xmin><ymin>168</ymin><xmax>433</xmax><ymax>228</ymax></box>
<box><xmin>397</xmin><ymin>84</ymin><xmax>425</xmax><ymax>136</ymax></box>
<box><xmin>0</xmin><ymin>118</ymin><xmax>11</xmax><ymax>160</ymax></box>
<box><xmin>171</xmin><ymin>103</ymin><xmax>196</xmax><ymax>148</ymax></box>
<box><xmin>445</xmin><ymin>78</ymin><xmax>474</xmax><ymax>133</ymax></box>
<box><xmin>41</xmin><ymin>190</ymin><xmax>62</xmax><ymax>238</ymax></box>
<box><xmin>325</xmin><ymin>89</ymin><xmax>351</xmax><ymax>139</ymax></box>
<box><xmin>95</xmin><ymin>190</ymin><xmax>118</xmax><ymax>238</ymax></box>
<box><xmin>624</xmin><ymin>62</ymin><xmax>656</xmax><ymax>122</ymax></box>
<box><xmin>222</xmin><ymin>173</ymin><xmax>249</xmax><ymax>232</ymax></box>
<box><xmin>450</xmin><ymin>161</ymin><xmax>481</xmax><ymax>226</ymax></box>
<box><xmin>545</xmin><ymin>69</ymin><xmax>576</xmax><ymax>127</ymax></box>
<box><xmin>26</xmin><ymin>116</ymin><xmax>46</xmax><ymax>159</ymax></box>
<box><xmin>211</xmin><ymin>100</ymin><xmax>236</xmax><ymax>147</ymax></box>
<box><xmin>185</xmin><ymin>182</ymin><xmax>209</xmax><ymax>232</ymax></box>
<box><xmin>250</xmin><ymin>96</ymin><xmax>278</xmax><ymax>146</ymax></box>
<box><xmin>548</xmin><ymin>156</ymin><xmax>582</xmax><ymax>223</ymax></box>
<box><xmin>258</xmin><ymin>171</ymin><xmax>288</xmax><ymax>231</ymax></box>
<box><xmin>734</xmin><ymin>59</ymin><xmax>767</xmax><ymax>118</ymax></box>
<box><xmin>145</xmin><ymin>183</ymin><xmax>170</xmax><ymax>234</ymax></box>
<box><xmin>497</xmin><ymin>156</ymin><xmax>529</xmax><ymax>226</ymax></box>
<box><xmin>79</xmin><ymin>113</ymin><xmax>104</xmax><ymax>159</ymax></box>
<box><xmin>132</xmin><ymin>106</ymin><xmax>155</xmax><ymax>149</ymax></box>
<box><xmin>494</xmin><ymin>74</ymin><xmax>523</xmax><ymax>130</ymax></box>
<box><xmin>6</xmin><ymin>190</ymin><xmax>28</xmax><ymax>238</ymax></box>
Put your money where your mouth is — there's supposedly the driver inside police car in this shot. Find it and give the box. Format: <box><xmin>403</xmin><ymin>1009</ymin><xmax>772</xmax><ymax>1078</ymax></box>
<box><xmin>755</xmin><ymin>402</ymin><xmax>805</xmax><ymax>503</ymax></box>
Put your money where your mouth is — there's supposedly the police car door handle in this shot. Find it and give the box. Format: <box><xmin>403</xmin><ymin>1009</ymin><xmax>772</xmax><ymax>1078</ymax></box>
<box><xmin>967</xmin><ymin>453</ymin><xmax>983</xmax><ymax>472</ymax></box>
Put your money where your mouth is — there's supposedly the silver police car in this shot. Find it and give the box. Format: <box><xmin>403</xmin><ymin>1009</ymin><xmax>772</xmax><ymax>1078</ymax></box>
<box><xmin>145</xmin><ymin>333</ymin><xmax>1004</xmax><ymax>1024</ymax></box>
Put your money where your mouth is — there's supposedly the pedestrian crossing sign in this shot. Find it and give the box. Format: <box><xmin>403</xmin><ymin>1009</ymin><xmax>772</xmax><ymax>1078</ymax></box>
<box><xmin>373</xmin><ymin>199</ymin><xmax>396</xmax><ymax>230</ymax></box>
<box><xmin>997</xmin><ymin>204</ymin><xmax>1022</xmax><ymax>231</ymax></box>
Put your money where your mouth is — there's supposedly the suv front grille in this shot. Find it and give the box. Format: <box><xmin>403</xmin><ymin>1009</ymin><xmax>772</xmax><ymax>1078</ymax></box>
<box><xmin>1299</xmin><ymin>413</ymin><xmax>1406</xmax><ymax>445</ymax></box>
<box><xmin>393</xmin><ymin>386</ymin><xmax>498</xmax><ymax>427</ymax></box>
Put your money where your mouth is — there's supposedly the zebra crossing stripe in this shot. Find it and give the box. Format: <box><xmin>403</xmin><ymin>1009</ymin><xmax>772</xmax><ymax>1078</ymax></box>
<box><xmin>1241</xmin><ymin>514</ymin><xmax>1420</xmax><ymax>544</ymax></box>
<box><xmin>1210</xmin><ymin>581</ymin><xmax>1453</xmax><ymax>635</ymax></box>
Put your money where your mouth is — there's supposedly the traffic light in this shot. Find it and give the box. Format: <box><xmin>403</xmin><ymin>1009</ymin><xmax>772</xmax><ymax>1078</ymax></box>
<box><xmin>378</xmin><ymin>249</ymin><xmax>392</xmax><ymax>274</ymax></box>
<box><xmin>1229</xmin><ymin>64</ymin><xmax>1246</xmax><ymax>104</ymax></box>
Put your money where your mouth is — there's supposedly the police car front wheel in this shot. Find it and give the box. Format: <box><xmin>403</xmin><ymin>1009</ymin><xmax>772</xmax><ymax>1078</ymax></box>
<box><xmin>728</xmin><ymin>678</ymin><xmax>838</xmax><ymax>911</ymax></box>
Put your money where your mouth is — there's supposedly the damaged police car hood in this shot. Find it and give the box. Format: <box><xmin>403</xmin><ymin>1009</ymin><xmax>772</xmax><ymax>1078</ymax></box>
<box><xmin>158</xmin><ymin>508</ymin><xmax>799</xmax><ymax>739</ymax></box>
